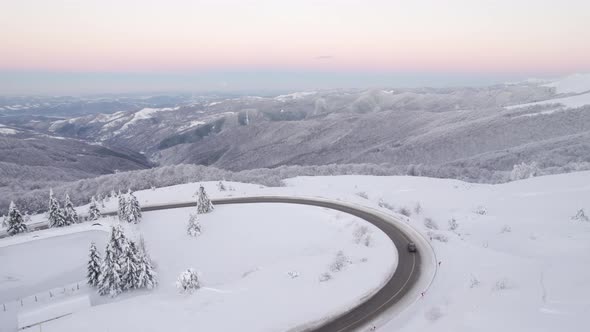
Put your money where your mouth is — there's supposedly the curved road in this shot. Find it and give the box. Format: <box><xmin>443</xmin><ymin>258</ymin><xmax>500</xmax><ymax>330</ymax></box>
<box><xmin>1</xmin><ymin>196</ymin><xmax>424</xmax><ymax>331</ymax></box>
<box><xmin>141</xmin><ymin>197</ymin><xmax>422</xmax><ymax>332</ymax></box>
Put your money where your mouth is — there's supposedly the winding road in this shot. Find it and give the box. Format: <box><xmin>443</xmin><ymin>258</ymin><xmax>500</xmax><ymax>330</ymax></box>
<box><xmin>1</xmin><ymin>196</ymin><xmax>432</xmax><ymax>331</ymax></box>
<box><xmin>138</xmin><ymin>197</ymin><xmax>425</xmax><ymax>331</ymax></box>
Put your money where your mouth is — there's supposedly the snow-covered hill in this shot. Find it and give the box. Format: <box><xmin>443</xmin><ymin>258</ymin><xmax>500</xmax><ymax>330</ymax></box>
<box><xmin>0</xmin><ymin>188</ymin><xmax>396</xmax><ymax>331</ymax></box>
<box><xmin>508</xmin><ymin>73</ymin><xmax>590</xmax><ymax>110</ymax></box>
<box><xmin>3</xmin><ymin>170</ymin><xmax>590</xmax><ymax>331</ymax></box>
<box><xmin>3</xmin><ymin>78</ymin><xmax>590</xmax><ymax>195</ymax></box>
<box><xmin>543</xmin><ymin>73</ymin><xmax>590</xmax><ymax>93</ymax></box>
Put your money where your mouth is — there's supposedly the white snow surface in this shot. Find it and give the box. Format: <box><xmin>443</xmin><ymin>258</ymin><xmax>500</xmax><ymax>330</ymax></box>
<box><xmin>115</xmin><ymin>107</ymin><xmax>179</xmax><ymax>133</ymax></box>
<box><xmin>18</xmin><ymin>295</ymin><xmax>91</xmax><ymax>329</ymax></box>
<box><xmin>506</xmin><ymin>91</ymin><xmax>590</xmax><ymax>111</ymax></box>
<box><xmin>178</xmin><ymin>120</ymin><xmax>205</xmax><ymax>132</ymax></box>
<box><xmin>275</xmin><ymin>91</ymin><xmax>318</xmax><ymax>102</ymax></box>
<box><xmin>507</xmin><ymin>73</ymin><xmax>590</xmax><ymax>111</ymax></box>
<box><xmin>3</xmin><ymin>170</ymin><xmax>590</xmax><ymax>331</ymax></box>
<box><xmin>0</xmin><ymin>128</ymin><xmax>18</xmax><ymax>135</ymax></box>
<box><xmin>543</xmin><ymin>73</ymin><xmax>590</xmax><ymax>93</ymax></box>
<box><xmin>2</xmin><ymin>190</ymin><xmax>396</xmax><ymax>332</ymax></box>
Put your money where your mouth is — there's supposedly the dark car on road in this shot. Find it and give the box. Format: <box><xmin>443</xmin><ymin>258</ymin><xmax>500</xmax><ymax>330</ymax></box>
<box><xmin>407</xmin><ymin>242</ymin><xmax>417</xmax><ymax>253</ymax></box>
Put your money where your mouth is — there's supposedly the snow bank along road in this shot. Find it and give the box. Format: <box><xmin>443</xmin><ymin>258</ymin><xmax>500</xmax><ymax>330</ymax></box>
<box><xmin>1</xmin><ymin>196</ymin><xmax>436</xmax><ymax>331</ymax></box>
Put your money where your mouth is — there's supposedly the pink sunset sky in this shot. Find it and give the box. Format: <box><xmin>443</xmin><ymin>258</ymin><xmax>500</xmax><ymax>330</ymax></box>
<box><xmin>1</xmin><ymin>0</ymin><xmax>589</xmax><ymax>93</ymax></box>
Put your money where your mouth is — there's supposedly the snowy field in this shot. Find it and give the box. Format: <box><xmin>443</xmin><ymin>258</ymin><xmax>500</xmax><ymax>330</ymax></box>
<box><xmin>2</xmin><ymin>170</ymin><xmax>590</xmax><ymax>331</ymax></box>
<box><xmin>0</xmin><ymin>226</ymin><xmax>109</xmax><ymax>330</ymax></box>
<box><xmin>1</xmin><ymin>200</ymin><xmax>396</xmax><ymax>331</ymax></box>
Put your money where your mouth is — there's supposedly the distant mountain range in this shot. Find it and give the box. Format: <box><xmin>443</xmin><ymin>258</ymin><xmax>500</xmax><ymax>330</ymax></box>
<box><xmin>1</xmin><ymin>74</ymin><xmax>590</xmax><ymax>192</ymax></box>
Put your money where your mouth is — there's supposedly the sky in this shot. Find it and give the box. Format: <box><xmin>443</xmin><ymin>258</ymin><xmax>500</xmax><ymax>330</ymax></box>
<box><xmin>1</xmin><ymin>0</ymin><xmax>590</xmax><ymax>94</ymax></box>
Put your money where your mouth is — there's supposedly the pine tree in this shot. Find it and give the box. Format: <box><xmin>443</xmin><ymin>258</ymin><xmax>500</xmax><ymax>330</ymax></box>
<box><xmin>63</xmin><ymin>194</ymin><xmax>79</xmax><ymax>225</ymax></box>
<box><xmin>109</xmin><ymin>225</ymin><xmax>128</xmax><ymax>262</ymax></box>
<box><xmin>125</xmin><ymin>191</ymin><xmax>142</xmax><ymax>224</ymax></box>
<box><xmin>87</xmin><ymin>242</ymin><xmax>102</xmax><ymax>287</ymax></box>
<box><xmin>88</xmin><ymin>196</ymin><xmax>101</xmax><ymax>221</ymax></box>
<box><xmin>48</xmin><ymin>189</ymin><xmax>66</xmax><ymax>227</ymax></box>
<box><xmin>7</xmin><ymin>201</ymin><xmax>27</xmax><ymax>235</ymax></box>
<box><xmin>187</xmin><ymin>212</ymin><xmax>201</xmax><ymax>237</ymax></box>
<box><xmin>137</xmin><ymin>239</ymin><xmax>158</xmax><ymax>289</ymax></box>
<box><xmin>176</xmin><ymin>268</ymin><xmax>199</xmax><ymax>293</ymax></box>
<box><xmin>117</xmin><ymin>191</ymin><xmax>126</xmax><ymax>222</ymax></box>
<box><xmin>121</xmin><ymin>241</ymin><xmax>141</xmax><ymax>290</ymax></box>
<box><xmin>97</xmin><ymin>243</ymin><xmax>123</xmax><ymax>297</ymax></box>
<box><xmin>196</xmin><ymin>185</ymin><xmax>214</xmax><ymax>214</ymax></box>
<box><xmin>217</xmin><ymin>181</ymin><xmax>226</xmax><ymax>191</ymax></box>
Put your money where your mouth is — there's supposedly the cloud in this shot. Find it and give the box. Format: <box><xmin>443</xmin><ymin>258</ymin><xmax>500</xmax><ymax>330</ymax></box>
<box><xmin>314</xmin><ymin>55</ymin><xmax>334</xmax><ymax>60</ymax></box>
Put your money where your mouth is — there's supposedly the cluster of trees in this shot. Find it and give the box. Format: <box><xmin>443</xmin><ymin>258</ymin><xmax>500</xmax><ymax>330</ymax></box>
<box><xmin>510</xmin><ymin>162</ymin><xmax>540</xmax><ymax>181</ymax></box>
<box><xmin>8</xmin><ymin>158</ymin><xmax>584</xmax><ymax>216</ymax></box>
<box><xmin>87</xmin><ymin>225</ymin><xmax>157</xmax><ymax>297</ymax></box>
<box><xmin>117</xmin><ymin>191</ymin><xmax>142</xmax><ymax>224</ymax></box>
<box><xmin>186</xmin><ymin>185</ymin><xmax>214</xmax><ymax>237</ymax></box>
<box><xmin>47</xmin><ymin>189</ymin><xmax>79</xmax><ymax>227</ymax></box>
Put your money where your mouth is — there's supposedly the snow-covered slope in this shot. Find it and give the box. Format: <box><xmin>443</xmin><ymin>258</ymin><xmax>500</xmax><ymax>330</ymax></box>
<box><xmin>506</xmin><ymin>91</ymin><xmax>590</xmax><ymax>110</ymax></box>
<box><xmin>3</xmin><ymin>170</ymin><xmax>590</xmax><ymax>331</ymax></box>
<box><xmin>507</xmin><ymin>73</ymin><xmax>590</xmax><ymax>110</ymax></box>
<box><xmin>115</xmin><ymin>107</ymin><xmax>180</xmax><ymax>134</ymax></box>
<box><xmin>116</xmin><ymin>172</ymin><xmax>590</xmax><ymax>331</ymax></box>
<box><xmin>1</xmin><ymin>190</ymin><xmax>396</xmax><ymax>332</ymax></box>
<box><xmin>543</xmin><ymin>73</ymin><xmax>590</xmax><ymax>93</ymax></box>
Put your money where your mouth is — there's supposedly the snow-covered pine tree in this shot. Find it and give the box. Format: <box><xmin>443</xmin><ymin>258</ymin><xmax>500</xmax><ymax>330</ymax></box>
<box><xmin>217</xmin><ymin>181</ymin><xmax>226</xmax><ymax>191</ymax></box>
<box><xmin>117</xmin><ymin>191</ymin><xmax>126</xmax><ymax>222</ymax></box>
<box><xmin>63</xmin><ymin>194</ymin><xmax>79</xmax><ymax>225</ymax></box>
<box><xmin>196</xmin><ymin>185</ymin><xmax>214</xmax><ymax>214</ymax></box>
<box><xmin>1</xmin><ymin>215</ymin><xmax>7</xmax><ymax>229</ymax></box>
<box><xmin>121</xmin><ymin>241</ymin><xmax>141</xmax><ymax>290</ymax></box>
<box><xmin>137</xmin><ymin>239</ymin><xmax>158</xmax><ymax>289</ymax></box>
<box><xmin>187</xmin><ymin>212</ymin><xmax>201</xmax><ymax>237</ymax></box>
<box><xmin>48</xmin><ymin>189</ymin><xmax>66</xmax><ymax>227</ymax></box>
<box><xmin>176</xmin><ymin>268</ymin><xmax>199</xmax><ymax>293</ymax></box>
<box><xmin>87</xmin><ymin>242</ymin><xmax>102</xmax><ymax>287</ymax></box>
<box><xmin>97</xmin><ymin>243</ymin><xmax>123</xmax><ymax>297</ymax></box>
<box><xmin>109</xmin><ymin>225</ymin><xmax>128</xmax><ymax>263</ymax></box>
<box><xmin>125</xmin><ymin>191</ymin><xmax>142</xmax><ymax>224</ymax></box>
<box><xmin>7</xmin><ymin>201</ymin><xmax>27</xmax><ymax>235</ymax></box>
<box><xmin>88</xmin><ymin>196</ymin><xmax>101</xmax><ymax>221</ymax></box>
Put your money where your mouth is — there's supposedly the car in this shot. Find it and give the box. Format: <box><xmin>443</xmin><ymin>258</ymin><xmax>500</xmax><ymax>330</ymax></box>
<box><xmin>407</xmin><ymin>242</ymin><xmax>417</xmax><ymax>253</ymax></box>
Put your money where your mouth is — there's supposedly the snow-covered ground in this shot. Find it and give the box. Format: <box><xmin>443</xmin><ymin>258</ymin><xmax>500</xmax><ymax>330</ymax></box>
<box><xmin>116</xmin><ymin>107</ymin><xmax>180</xmax><ymax>133</ymax></box>
<box><xmin>508</xmin><ymin>73</ymin><xmax>590</xmax><ymax>111</ymax></box>
<box><xmin>543</xmin><ymin>73</ymin><xmax>590</xmax><ymax>93</ymax></box>
<box><xmin>0</xmin><ymin>226</ymin><xmax>109</xmax><ymax>330</ymax></box>
<box><xmin>506</xmin><ymin>91</ymin><xmax>590</xmax><ymax>111</ymax></box>
<box><xmin>1</xmin><ymin>193</ymin><xmax>396</xmax><ymax>331</ymax></box>
<box><xmin>3</xmin><ymin>170</ymin><xmax>590</xmax><ymax>331</ymax></box>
